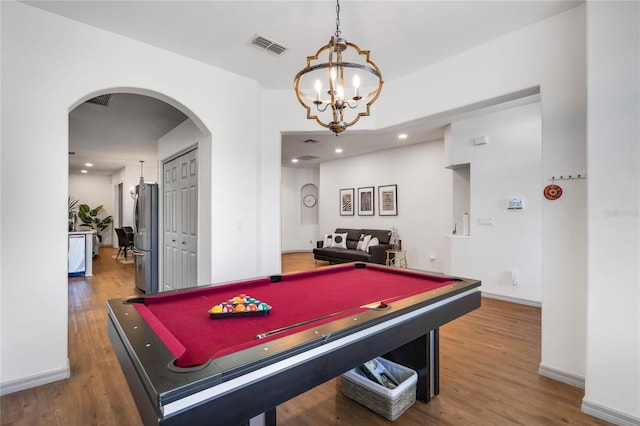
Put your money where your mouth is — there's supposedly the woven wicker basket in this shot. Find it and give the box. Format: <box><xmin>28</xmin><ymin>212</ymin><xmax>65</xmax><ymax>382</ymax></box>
<box><xmin>340</xmin><ymin>358</ymin><xmax>417</xmax><ymax>421</ymax></box>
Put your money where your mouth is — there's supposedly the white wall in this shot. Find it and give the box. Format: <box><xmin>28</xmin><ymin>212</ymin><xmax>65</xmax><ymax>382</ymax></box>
<box><xmin>308</xmin><ymin>6</ymin><xmax>589</xmax><ymax>384</ymax></box>
<box><xmin>378</xmin><ymin>4</ymin><xmax>590</xmax><ymax>389</ymax></box>
<box><xmin>259</xmin><ymin>5</ymin><xmax>638</xmax><ymax>422</ymax></box>
<box><xmin>157</xmin><ymin>119</ymin><xmax>212</xmax><ymax>288</ymax></box>
<box><xmin>281</xmin><ymin>167</ymin><xmax>320</xmax><ymax>253</ymax></box>
<box><xmin>1</xmin><ymin>2</ymin><xmax>261</xmax><ymax>393</ymax></box>
<box><xmin>318</xmin><ymin>142</ymin><xmax>451</xmax><ymax>272</ymax></box>
<box><xmin>448</xmin><ymin>103</ymin><xmax>542</xmax><ymax>304</ymax></box>
<box><xmin>583</xmin><ymin>1</ymin><xmax>640</xmax><ymax>423</ymax></box>
<box><xmin>69</xmin><ymin>172</ymin><xmax>115</xmax><ymax>245</ymax></box>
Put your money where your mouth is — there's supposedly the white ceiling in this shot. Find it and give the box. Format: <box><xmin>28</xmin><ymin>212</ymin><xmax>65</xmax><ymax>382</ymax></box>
<box><xmin>26</xmin><ymin>1</ymin><xmax>581</xmax><ymax>173</ymax></box>
<box><xmin>281</xmin><ymin>88</ymin><xmax>541</xmax><ymax>168</ymax></box>
<box><xmin>69</xmin><ymin>94</ymin><xmax>187</xmax><ymax>174</ymax></box>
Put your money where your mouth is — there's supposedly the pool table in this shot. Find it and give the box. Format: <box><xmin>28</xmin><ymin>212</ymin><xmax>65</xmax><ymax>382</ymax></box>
<box><xmin>107</xmin><ymin>262</ymin><xmax>481</xmax><ymax>425</ymax></box>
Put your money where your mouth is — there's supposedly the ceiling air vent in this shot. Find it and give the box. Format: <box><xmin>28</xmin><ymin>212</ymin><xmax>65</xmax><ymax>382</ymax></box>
<box><xmin>297</xmin><ymin>155</ymin><xmax>319</xmax><ymax>161</ymax></box>
<box><xmin>303</xmin><ymin>139</ymin><xmax>319</xmax><ymax>144</ymax></box>
<box><xmin>86</xmin><ymin>94</ymin><xmax>112</xmax><ymax>107</ymax></box>
<box><xmin>250</xmin><ymin>34</ymin><xmax>288</xmax><ymax>56</ymax></box>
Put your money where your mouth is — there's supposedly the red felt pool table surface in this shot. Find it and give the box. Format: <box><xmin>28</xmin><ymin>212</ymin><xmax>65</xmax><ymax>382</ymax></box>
<box><xmin>132</xmin><ymin>263</ymin><xmax>457</xmax><ymax>367</ymax></box>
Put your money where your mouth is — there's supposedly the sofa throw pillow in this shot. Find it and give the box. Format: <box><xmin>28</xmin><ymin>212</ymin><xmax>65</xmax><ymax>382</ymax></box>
<box><xmin>356</xmin><ymin>234</ymin><xmax>372</xmax><ymax>252</ymax></box>
<box><xmin>323</xmin><ymin>234</ymin><xmax>333</xmax><ymax>248</ymax></box>
<box><xmin>366</xmin><ymin>237</ymin><xmax>379</xmax><ymax>251</ymax></box>
<box><xmin>331</xmin><ymin>232</ymin><xmax>348</xmax><ymax>249</ymax></box>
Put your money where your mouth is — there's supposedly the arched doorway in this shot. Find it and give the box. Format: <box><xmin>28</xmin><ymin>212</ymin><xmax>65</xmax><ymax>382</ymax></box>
<box><xmin>68</xmin><ymin>88</ymin><xmax>211</xmax><ymax>292</ymax></box>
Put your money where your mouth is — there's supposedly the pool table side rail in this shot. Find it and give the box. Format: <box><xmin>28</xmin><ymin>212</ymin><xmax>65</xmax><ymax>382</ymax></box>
<box><xmin>107</xmin><ymin>272</ymin><xmax>479</xmax><ymax>403</ymax></box>
<box><xmin>165</xmin><ymin>288</ymin><xmax>480</xmax><ymax>425</ymax></box>
<box><xmin>208</xmin><ymin>277</ymin><xmax>479</xmax><ymax>380</ymax></box>
<box><xmin>107</xmin><ymin>283</ymin><xmax>480</xmax><ymax>424</ymax></box>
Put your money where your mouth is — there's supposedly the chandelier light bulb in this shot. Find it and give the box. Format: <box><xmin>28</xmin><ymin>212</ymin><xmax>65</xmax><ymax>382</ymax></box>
<box><xmin>353</xmin><ymin>75</ymin><xmax>360</xmax><ymax>99</ymax></box>
<box><xmin>293</xmin><ymin>0</ymin><xmax>383</xmax><ymax>135</ymax></box>
<box><xmin>314</xmin><ymin>80</ymin><xmax>322</xmax><ymax>103</ymax></box>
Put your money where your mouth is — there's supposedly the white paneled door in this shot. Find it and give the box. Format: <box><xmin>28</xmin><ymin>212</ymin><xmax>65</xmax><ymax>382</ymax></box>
<box><xmin>163</xmin><ymin>148</ymin><xmax>198</xmax><ymax>290</ymax></box>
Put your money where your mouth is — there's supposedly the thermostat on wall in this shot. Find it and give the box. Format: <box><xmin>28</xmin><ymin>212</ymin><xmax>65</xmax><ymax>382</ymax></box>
<box><xmin>473</xmin><ymin>136</ymin><xmax>489</xmax><ymax>145</ymax></box>
<box><xmin>507</xmin><ymin>197</ymin><xmax>524</xmax><ymax>210</ymax></box>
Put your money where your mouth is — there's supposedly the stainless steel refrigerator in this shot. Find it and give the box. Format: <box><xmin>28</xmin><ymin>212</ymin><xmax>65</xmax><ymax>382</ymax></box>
<box><xmin>132</xmin><ymin>179</ymin><xmax>159</xmax><ymax>293</ymax></box>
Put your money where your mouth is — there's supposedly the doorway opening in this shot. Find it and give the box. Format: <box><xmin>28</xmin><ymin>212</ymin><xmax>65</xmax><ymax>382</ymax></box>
<box><xmin>68</xmin><ymin>89</ymin><xmax>210</xmax><ymax>293</ymax></box>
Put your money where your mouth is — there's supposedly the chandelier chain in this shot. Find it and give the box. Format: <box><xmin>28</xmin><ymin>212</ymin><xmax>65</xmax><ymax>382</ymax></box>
<box><xmin>335</xmin><ymin>0</ymin><xmax>341</xmax><ymax>37</ymax></box>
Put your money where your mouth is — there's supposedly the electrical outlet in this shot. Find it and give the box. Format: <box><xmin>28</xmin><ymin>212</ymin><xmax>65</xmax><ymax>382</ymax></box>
<box><xmin>511</xmin><ymin>269</ymin><xmax>519</xmax><ymax>286</ymax></box>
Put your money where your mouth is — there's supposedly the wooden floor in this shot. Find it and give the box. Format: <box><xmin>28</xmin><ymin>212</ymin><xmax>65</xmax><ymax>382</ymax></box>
<box><xmin>0</xmin><ymin>249</ymin><xmax>610</xmax><ymax>426</ymax></box>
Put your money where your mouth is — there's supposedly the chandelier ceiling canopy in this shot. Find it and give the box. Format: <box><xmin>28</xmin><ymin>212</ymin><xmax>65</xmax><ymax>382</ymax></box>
<box><xmin>293</xmin><ymin>0</ymin><xmax>383</xmax><ymax>135</ymax></box>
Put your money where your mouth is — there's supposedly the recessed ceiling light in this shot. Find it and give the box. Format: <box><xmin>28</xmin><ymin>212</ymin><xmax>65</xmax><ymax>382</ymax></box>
<box><xmin>80</xmin><ymin>170</ymin><xmax>88</xmax><ymax>174</ymax></box>
<box><xmin>85</xmin><ymin>163</ymin><xmax>93</xmax><ymax>167</ymax></box>
<box><xmin>398</xmin><ymin>133</ymin><xmax>408</xmax><ymax>140</ymax></box>
<box><xmin>291</xmin><ymin>158</ymin><xmax>299</xmax><ymax>163</ymax></box>
<box><xmin>335</xmin><ymin>148</ymin><xmax>343</xmax><ymax>153</ymax></box>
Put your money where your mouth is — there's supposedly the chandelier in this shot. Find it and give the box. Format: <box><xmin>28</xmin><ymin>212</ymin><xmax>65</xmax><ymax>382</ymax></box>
<box><xmin>293</xmin><ymin>0</ymin><xmax>383</xmax><ymax>135</ymax></box>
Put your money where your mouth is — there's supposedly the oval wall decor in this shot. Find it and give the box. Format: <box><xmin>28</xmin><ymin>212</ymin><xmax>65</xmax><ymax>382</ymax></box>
<box><xmin>543</xmin><ymin>184</ymin><xmax>563</xmax><ymax>200</ymax></box>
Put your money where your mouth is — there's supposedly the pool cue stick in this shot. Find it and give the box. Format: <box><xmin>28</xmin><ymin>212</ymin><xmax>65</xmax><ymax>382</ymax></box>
<box><xmin>255</xmin><ymin>306</ymin><xmax>363</xmax><ymax>340</ymax></box>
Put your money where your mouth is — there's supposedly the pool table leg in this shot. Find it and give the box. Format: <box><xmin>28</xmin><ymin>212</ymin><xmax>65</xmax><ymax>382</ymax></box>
<box><xmin>239</xmin><ymin>408</ymin><xmax>276</xmax><ymax>426</ymax></box>
<box><xmin>382</xmin><ymin>328</ymin><xmax>439</xmax><ymax>402</ymax></box>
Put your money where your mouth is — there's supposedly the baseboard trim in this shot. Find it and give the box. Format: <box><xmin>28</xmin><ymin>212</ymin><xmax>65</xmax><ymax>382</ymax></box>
<box><xmin>481</xmin><ymin>291</ymin><xmax>542</xmax><ymax>308</ymax></box>
<box><xmin>582</xmin><ymin>398</ymin><xmax>640</xmax><ymax>426</ymax></box>
<box><xmin>0</xmin><ymin>359</ymin><xmax>70</xmax><ymax>396</ymax></box>
<box><xmin>538</xmin><ymin>363</ymin><xmax>585</xmax><ymax>388</ymax></box>
<box><xmin>281</xmin><ymin>249</ymin><xmax>313</xmax><ymax>254</ymax></box>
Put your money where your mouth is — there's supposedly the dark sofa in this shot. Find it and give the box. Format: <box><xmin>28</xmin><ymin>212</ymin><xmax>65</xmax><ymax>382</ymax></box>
<box><xmin>313</xmin><ymin>228</ymin><xmax>392</xmax><ymax>265</ymax></box>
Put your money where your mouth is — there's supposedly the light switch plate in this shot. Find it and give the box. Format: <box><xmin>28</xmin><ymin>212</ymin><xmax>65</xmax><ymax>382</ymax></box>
<box><xmin>478</xmin><ymin>217</ymin><xmax>494</xmax><ymax>226</ymax></box>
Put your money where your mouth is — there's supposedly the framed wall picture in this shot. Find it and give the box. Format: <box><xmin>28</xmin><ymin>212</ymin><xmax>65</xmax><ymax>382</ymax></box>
<box><xmin>357</xmin><ymin>186</ymin><xmax>375</xmax><ymax>216</ymax></box>
<box><xmin>378</xmin><ymin>184</ymin><xmax>398</xmax><ymax>216</ymax></box>
<box><xmin>339</xmin><ymin>188</ymin><xmax>355</xmax><ymax>216</ymax></box>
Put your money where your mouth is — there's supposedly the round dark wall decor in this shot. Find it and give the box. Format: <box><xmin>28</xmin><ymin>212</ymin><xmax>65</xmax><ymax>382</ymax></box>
<box><xmin>544</xmin><ymin>184</ymin><xmax>563</xmax><ymax>200</ymax></box>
